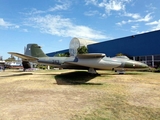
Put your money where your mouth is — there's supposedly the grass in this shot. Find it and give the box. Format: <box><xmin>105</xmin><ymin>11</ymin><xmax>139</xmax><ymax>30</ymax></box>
<box><xmin>0</xmin><ymin>69</ymin><xmax>159</xmax><ymax>120</ymax></box>
<box><xmin>72</xmin><ymin>87</ymin><xmax>160</xmax><ymax>120</ymax></box>
<box><xmin>69</xmin><ymin>71</ymin><xmax>160</xmax><ymax>120</ymax></box>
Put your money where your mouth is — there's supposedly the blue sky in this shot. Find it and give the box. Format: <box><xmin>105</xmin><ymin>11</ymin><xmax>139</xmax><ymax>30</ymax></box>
<box><xmin>0</xmin><ymin>0</ymin><xmax>160</xmax><ymax>59</ymax></box>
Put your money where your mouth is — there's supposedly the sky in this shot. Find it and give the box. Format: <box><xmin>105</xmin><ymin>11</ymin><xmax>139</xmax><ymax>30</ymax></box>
<box><xmin>0</xmin><ymin>0</ymin><xmax>160</xmax><ymax>59</ymax></box>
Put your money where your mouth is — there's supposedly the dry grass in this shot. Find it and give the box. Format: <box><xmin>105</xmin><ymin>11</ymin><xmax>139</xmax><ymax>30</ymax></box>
<box><xmin>0</xmin><ymin>70</ymin><xmax>159</xmax><ymax>120</ymax></box>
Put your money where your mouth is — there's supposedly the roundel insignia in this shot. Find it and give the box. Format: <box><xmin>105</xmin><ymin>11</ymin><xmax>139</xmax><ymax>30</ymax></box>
<box><xmin>74</xmin><ymin>57</ymin><xmax>78</xmax><ymax>62</ymax></box>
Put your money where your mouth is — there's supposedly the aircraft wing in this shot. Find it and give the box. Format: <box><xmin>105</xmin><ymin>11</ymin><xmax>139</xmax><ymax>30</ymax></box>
<box><xmin>8</xmin><ymin>52</ymin><xmax>38</xmax><ymax>61</ymax></box>
<box><xmin>77</xmin><ymin>53</ymin><xmax>106</xmax><ymax>59</ymax></box>
<box><xmin>65</xmin><ymin>53</ymin><xmax>106</xmax><ymax>67</ymax></box>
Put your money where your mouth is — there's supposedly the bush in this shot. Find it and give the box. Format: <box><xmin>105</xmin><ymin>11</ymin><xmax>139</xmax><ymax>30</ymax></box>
<box><xmin>154</xmin><ymin>68</ymin><xmax>160</xmax><ymax>72</ymax></box>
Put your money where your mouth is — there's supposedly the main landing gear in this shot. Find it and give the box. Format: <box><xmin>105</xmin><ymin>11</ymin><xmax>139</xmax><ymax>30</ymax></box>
<box><xmin>88</xmin><ymin>68</ymin><xmax>98</xmax><ymax>74</ymax></box>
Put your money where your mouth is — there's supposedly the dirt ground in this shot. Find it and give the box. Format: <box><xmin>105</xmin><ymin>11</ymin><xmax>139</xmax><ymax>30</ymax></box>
<box><xmin>0</xmin><ymin>69</ymin><xmax>159</xmax><ymax>120</ymax></box>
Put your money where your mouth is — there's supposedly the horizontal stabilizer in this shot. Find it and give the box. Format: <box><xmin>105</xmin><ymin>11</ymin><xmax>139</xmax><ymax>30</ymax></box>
<box><xmin>8</xmin><ymin>52</ymin><xmax>38</xmax><ymax>61</ymax></box>
<box><xmin>77</xmin><ymin>53</ymin><xmax>105</xmax><ymax>59</ymax></box>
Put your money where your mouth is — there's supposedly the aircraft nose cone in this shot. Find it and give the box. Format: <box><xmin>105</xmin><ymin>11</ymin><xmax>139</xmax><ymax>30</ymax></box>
<box><xmin>139</xmin><ymin>63</ymin><xmax>148</xmax><ymax>68</ymax></box>
<box><xmin>141</xmin><ymin>63</ymin><xmax>149</xmax><ymax>68</ymax></box>
<box><xmin>124</xmin><ymin>60</ymin><xmax>149</xmax><ymax>69</ymax></box>
<box><xmin>133</xmin><ymin>61</ymin><xmax>149</xmax><ymax>70</ymax></box>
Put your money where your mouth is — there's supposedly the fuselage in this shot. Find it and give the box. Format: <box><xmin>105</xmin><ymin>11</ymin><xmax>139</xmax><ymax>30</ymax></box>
<box><xmin>36</xmin><ymin>56</ymin><xmax>148</xmax><ymax>70</ymax></box>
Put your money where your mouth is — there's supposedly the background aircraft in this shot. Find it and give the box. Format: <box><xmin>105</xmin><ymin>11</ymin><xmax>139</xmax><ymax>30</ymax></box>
<box><xmin>8</xmin><ymin>44</ymin><xmax>148</xmax><ymax>74</ymax></box>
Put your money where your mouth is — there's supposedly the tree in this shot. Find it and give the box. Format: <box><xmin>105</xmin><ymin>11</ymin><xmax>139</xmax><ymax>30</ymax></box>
<box><xmin>54</xmin><ymin>52</ymin><xmax>70</xmax><ymax>57</ymax></box>
<box><xmin>5</xmin><ymin>56</ymin><xmax>16</xmax><ymax>62</ymax></box>
<box><xmin>77</xmin><ymin>46</ymin><xmax>88</xmax><ymax>54</ymax></box>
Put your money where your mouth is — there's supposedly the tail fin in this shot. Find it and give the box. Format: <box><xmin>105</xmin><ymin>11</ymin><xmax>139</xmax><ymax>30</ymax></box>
<box><xmin>24</xmin><ymin>44</ymin><xmax>48</xmax><ymax>57</ymax></box>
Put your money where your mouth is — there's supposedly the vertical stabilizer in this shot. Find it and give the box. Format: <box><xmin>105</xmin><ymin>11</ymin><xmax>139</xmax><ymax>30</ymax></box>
<box><xmin>24</xmin><ymin>44</ymin><xmax>48</xmax><ymax>57</ymax></box>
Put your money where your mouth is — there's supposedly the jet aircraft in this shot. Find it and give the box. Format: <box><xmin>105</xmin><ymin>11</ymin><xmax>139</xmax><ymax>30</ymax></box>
<box><xmin>8</xmin><ymin>44</ymin><xmax>148</xmax><ymax>74</ymax></box>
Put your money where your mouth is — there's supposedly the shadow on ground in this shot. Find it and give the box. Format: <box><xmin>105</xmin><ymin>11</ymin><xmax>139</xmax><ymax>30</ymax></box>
<box><xmin>0</xmin><ymin>72</ymin><xmax>33</xmax><ymax>77</ymax></box>
<box><xmin>54</xmin><ymin>71</ymin><xmax>103</xmax><ymax>85</ymax></box>
<box><xmin>98</xmin><ymin>71</ymin><xmax>145</xmax><ymax>75</ymax></box>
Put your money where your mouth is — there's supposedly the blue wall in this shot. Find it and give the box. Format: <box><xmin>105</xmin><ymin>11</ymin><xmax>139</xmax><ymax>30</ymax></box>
<box><xmin>88</xmin><ymin>30</ymin><xmax>160</xmax><ymax>57</ymax></box>
<box><xmin>46</xmin><ymin>49</ymin><xmax>69</xmax><ymax>57</ymax></box>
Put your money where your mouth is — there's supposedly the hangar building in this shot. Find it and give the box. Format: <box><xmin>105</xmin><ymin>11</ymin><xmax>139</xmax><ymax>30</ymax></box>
<box><xmin>47</xmin><ymin>30</ymin><xmax>160</xmax><ymax>67</ymax></box>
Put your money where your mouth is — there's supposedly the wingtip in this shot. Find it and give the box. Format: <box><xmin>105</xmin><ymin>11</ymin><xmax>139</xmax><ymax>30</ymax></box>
<box><xmin>8</xmin><ymin>52</ymin><xmax>12</xmax><ymax>54</ymax></box>
<box><xmin>8</xmin><ymin>52</ymin><xmax>15</xmax><ymax>54</ymax></box>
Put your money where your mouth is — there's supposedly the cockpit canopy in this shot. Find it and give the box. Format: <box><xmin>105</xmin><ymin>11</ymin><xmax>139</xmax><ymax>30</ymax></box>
<box><xmin>114</xmin><ymin>56</ymin><xmax>129</xmax><ymax>60</ymax></box>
